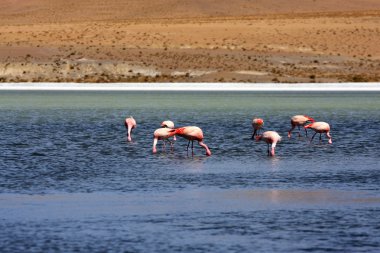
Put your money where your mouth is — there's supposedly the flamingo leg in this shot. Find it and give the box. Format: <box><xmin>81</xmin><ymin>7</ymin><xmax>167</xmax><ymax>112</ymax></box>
<box><xmin>310</xmin><ymin>132</ymin><xmax>317</xmax><ymax>143</ymax></box>
<box><xmin>186</xmin><ymin>140</ymin><xmax>190</xmax><ymax>151</ymax></box>
<box><xmin>288</xmin><ymin>124</ymin><xmax>295</xmax><ymax>138</ymax></box>
<box><xmin>267</xmin><ymin>143</ymin><xmax>270</xmax><ymax>156</ymax></box>
<box><xmin>304</xmin><ymin>128</ymin><xmax>308</xmax><ymax>137</ymax></box>
<box><xmin>319</xmin><ymin>133</ymin><xmax>322</xmax><ymax>142</ymax></box>
<box><xmin>191</xmin><ymin>141</ymin><xmax>194</xmax><ymax>156</ymax></box>
<box><xmin>251</xmin><ymin>129</ymin><xmax>257</xmax><ymax>139</ymax></box>
<box><xmin>298</xmin><ymin>125</ymin><xmax>301</xmax><ymax>137</ymax></box>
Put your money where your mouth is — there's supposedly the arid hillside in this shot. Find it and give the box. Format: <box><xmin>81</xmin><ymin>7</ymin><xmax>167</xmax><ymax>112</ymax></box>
<box><xmin>1</xmin><ymin>0</ymin><xmax>380</xmax><ymax>24</ymax></box>
<box><xmin>0</xmin><ymin>0</ymin><xmax>379</xmax><ymax>82</ymax></box>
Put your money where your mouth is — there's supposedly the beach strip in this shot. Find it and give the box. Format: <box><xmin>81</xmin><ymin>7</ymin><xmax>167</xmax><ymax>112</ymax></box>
<box><xmin>1</xmin><ymin>83</ymin><xmax>380</xmax><ymax>91</ymax></box>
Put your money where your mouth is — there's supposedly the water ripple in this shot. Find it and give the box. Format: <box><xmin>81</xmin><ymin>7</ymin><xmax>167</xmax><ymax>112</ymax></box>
<box><xmin>0</xmin><ymin>91</ymin><xmax>380</xmax><ymax>252</ymax></box>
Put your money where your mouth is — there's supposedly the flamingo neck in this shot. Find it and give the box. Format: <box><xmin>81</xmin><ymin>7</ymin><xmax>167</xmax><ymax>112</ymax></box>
<box><xmin>127</xmin><ymin>125</ymin><xmax>133</xmax><ymax>142</ymax></box>
<box><xmin>152</xmin><ymin>138</ymin><xmax>158</xmax><ymax>153</ymax></box>
<box><xmin>199</xmin><ymin>141</ymin><xmax>211</xmax><ymax>156</ymax></box>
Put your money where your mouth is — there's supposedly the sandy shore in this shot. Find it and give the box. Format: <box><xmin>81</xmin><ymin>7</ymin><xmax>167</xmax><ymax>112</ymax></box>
<box><xmin>1</xmin><ymin>82</ymin><xmax>380</xmax><ymax>91</ymax></box>
<box><xmin>2</xmin><ymin>189</ymin><xmax>379</xmax><ymax>220</ymax></box>
<box><xmin>1</xmin><ymin>1</ymin><xmax>380</xmax><ymax>83</ymax></box>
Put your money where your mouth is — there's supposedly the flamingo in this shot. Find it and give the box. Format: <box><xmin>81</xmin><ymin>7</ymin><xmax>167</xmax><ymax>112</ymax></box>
<box><xmin>161</xmin><ymin>120</ymin><xmax>175</xmax><ymax>129</ymax></box>
<box><xmin>174</xmin><ymin>126</ymin><xmax>211</xmax><ymax>156</ymax></box>
<box><xmin>251</xmin><ymin>118</ymin><xmax>264</xmax><ymax>139</ymax></box>
<box><xmin>257</xmin><ymin>131</ymin><xmax>281</xmax><ymax>156</ymax></box>
<box><xmin>161</xmin><ymin>120</ymin><xmax>176</xmax><ymax>141</ymax></box>
<box><xmin>288</xmin><ymin>115</ymin><xmax>315</xmax><ymax>138</ymax></box>
<box><xmin>125</xmin><ymin>116</ymin><xmax>136</xmax><ymax>142</ymax></box>
<box><xmin>152</xmin><ymin>128</ymin><xmax>176</xmax><ymax>154</ymax></box>
<box><xmin>304</xmin><ymin>122</ymin><xmax>332</xmax><ymax>144</ymax></box>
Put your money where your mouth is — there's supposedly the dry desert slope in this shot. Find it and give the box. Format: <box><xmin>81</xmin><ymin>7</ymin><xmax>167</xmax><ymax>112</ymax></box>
<box><xmin>1</xmin><ymin>0</ymin><xmax>380</xmax><ymax>24</ymax></box>
<box><xmin>0</xmin><ymin>0</ymin><xmax>379</xmax><ymax>82</ymax></box>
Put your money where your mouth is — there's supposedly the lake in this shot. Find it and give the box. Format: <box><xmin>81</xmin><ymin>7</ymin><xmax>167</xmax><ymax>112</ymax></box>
<box><xmin>0</xmin><ymin>90</ymin><xmax>379</xmax><ymax>252</ymax></box>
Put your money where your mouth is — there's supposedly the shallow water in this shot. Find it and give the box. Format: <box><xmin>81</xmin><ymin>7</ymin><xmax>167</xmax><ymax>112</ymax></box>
<box><xmin>0</xmin><ymin>91</ymin><xmax>380</xmax><ymax>252</ymax></box>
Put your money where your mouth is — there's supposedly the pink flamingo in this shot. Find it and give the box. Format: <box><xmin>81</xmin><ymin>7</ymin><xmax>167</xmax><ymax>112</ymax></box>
<box><xmin>257</xmin><ymin>131</ymin><xmax>282</xmax><ymax>156</ymax></box>
<box><xmin>174</xmin><ymin>126</ymin><xmax>211</xmax><ymax>156</ymax></box>
<box><xmin>161</xmin><ymin>120</ymin><xmax>175</xmax><ymax>129</ymax></box>
<box><xmin>161</xmin><ymin>120</ymin><xmax>176</xmax><ymax>141</ymax></box>
<box><xmin>152</xmin><ymin>128</ymin><xmax>176</xmax><ymax>154</ymax></box>
<box><xmin>304</xmin><ymin>122</ymin><xmax>332</xmax><ymax>144</ymax></box>
<box><xmin>288</xmin><ymin>115</ymin><xmax>315</xmax><ymax>138</ymax></box>
<box><xmin>125</xmin><ymin>116</ymin><xmax>136</xmax><ymax>142</ymax></box>
<box><xmin>252</xmin><ymin>118</ymin><xmax>264</xmax><ymax>139</ymax></box>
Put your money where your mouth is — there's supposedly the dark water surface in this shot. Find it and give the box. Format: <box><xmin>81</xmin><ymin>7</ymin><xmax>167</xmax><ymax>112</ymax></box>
<box><xmin>1</xmin><ymin>91</ymin><xmax>380</xmax><ymax>252</ymax></box>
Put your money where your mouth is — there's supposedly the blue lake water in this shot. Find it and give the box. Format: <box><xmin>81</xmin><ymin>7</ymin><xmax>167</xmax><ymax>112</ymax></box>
<box><xmin>0</xmin><ymin>91</ymin><xmax>380</xmax><ymax>252</ymax></box>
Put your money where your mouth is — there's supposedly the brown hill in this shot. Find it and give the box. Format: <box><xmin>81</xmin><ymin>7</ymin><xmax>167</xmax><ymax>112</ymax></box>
<box><xmin>1</xmin><ymin>0</ymin><xmax>379</xmax><ymax>83</ymax></box>
<box><xmin>1</xmin><ymin>0</ymin><xmax>380</xmax><ymax>24</ymax></box>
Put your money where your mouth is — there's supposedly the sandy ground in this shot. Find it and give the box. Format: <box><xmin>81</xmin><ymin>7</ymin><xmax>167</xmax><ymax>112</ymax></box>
<box><xmin>0</xmin><ymin>0</ymin><xmax>379</xmax><ymax>83</ymax></box>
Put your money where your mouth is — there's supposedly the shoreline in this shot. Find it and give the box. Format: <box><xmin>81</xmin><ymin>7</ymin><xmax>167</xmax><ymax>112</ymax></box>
<box><xmin>0</xmin><ymin>82</ymin><xmax>380</xmax><ymax>91</ymax></box>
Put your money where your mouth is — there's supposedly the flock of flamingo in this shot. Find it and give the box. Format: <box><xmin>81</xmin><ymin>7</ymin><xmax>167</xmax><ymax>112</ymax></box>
<box><xmin>125</xmin><ymin>115</ymin><xmax>332</xmax><ymax>157</ymax></box>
